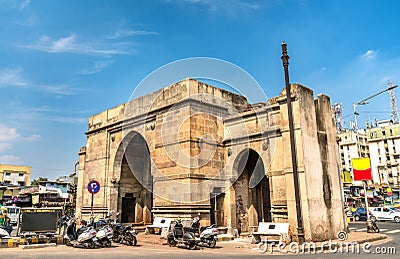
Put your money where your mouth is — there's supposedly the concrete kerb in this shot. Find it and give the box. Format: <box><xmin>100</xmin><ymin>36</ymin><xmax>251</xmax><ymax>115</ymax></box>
<box><xmin>138</xmin><ymin>232</ymin><xmax>235</xmax><ymax>245</ymax></box>
<box><xmin>0</xmin><ymin>238</ymin><xmax>19</xmax><ymax>248</ymax></box>
<box><xmin>309</xmin><ymin>233</ymin><xmax>388</xmax><ymax>252</ymax></box>
<box><xmin>137</xmin><ymin>231</ymin><xmax>387</xmax><ymax>247</ymax></box>
<box><xmin>0</xmin><ymin>235</ymin><xmax>63</xmax><ymax>248</ymax></box>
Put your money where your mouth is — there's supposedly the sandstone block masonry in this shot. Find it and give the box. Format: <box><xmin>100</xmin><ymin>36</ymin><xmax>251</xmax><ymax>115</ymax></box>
<box><xmin>76</xmin><ymin>78</ymin><xmax>345</xmax><ymax>242</ymax></box>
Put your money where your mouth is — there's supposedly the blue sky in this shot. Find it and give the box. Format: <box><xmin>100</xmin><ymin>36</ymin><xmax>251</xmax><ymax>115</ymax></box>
<box><xmin>1</xmin><ymin>0</ymin><xmax>400</xmax><ymax>181</ymax></box>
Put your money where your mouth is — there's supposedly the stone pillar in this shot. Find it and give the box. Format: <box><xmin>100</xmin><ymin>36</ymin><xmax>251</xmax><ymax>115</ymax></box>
<box><xmin>135</xmin><ymin>203</ymin><xmax>143</xmax><ymax>222</ymax></box>
<box><xmin>143</xmin><ymin>205</ymin><xmax>152</xmax><ymax>224</ymax></box>
<box><xmin>75</xmin><ymin>146</ymin><xmax>86</xmax><ymax>221</ymax></box>
<box><xmin>225</xmin><ymin>185</ymin><xmax>237</xmax><ymax>235</ymax></box>
<box><xmin>315</xmin><ymin>94</ymin><xmax>346</xmax><ymax>237</ymax></box>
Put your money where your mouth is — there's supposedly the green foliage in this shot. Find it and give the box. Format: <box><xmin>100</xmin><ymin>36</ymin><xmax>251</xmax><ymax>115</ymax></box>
<box><xmin>31</xmin><ymin>177</ymin><xmax>48</xmax><ymax>186</ymax></box>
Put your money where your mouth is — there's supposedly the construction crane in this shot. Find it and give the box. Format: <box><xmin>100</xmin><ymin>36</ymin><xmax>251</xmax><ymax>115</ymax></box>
<box><xmin>388</xmin><ymin>81</ymin><xmax>399</xmax><ymax>123</ymax></box>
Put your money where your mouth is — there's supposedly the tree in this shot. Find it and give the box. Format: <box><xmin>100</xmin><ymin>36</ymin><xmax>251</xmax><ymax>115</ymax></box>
<box><xmin>31</xmin><ymin>177</ymin><xmax>48</xmax><ymax>186</ymax></box>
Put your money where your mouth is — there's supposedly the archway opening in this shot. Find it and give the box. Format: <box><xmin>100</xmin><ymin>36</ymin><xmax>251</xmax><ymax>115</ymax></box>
<box><xmin>119</xmin><ymin>132</ymin><xmax>152</xmax><ymax>223</ymax></box>
<box><xmin>233</xmin><ymin>149</ymin><xmax>271</xmax><ymax>233</ymax></box>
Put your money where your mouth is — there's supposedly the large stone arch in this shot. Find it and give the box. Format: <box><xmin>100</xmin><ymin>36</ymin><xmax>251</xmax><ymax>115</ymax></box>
<box><xmin>112</xmin><ymin>131</ymin><xmax>153</xmax><ymax>223</ymax></box>
<box><xmin>232</xmin><ymin>148</ymin><xmax>272</xmax><ymax>233</ymax></box>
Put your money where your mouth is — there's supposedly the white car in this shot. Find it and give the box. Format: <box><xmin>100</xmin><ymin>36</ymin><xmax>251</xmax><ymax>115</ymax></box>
<box><xmin>370</xmin><ymin>207</ymin><xmax>400</xmax><ymax>223</ymax></box>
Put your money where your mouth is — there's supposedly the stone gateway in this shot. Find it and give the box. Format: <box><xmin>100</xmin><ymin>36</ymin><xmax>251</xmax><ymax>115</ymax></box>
<box><xmin>76</xmin><ymin>78</ymin><xmax>345</xmax><ymax>242</ymax></box>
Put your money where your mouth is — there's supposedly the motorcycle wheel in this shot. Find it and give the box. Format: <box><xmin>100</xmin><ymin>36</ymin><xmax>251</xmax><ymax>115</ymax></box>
<box><xmin>188</xmin><ymin>242</ymin><xmax>197</xmax><ymax>250</ymax></box>
<box><xmin>208</xmin><ymin>239</ymin><xmax>216</xmax><ymax>248</ymax></box>
<box><xmin>88</xmin><ymin>241</ymin><xmax>96</xmax><ymax>249</ymax></box>
<box><xmin>105</xmin><ymin>239</ymin><xmax>112</xmax><ymax>247</ymax></box>
<box><xmin>167</xmin><ymin>238</ymin><xmax>177</xmax><ymax>247</ymax></box>
<box><xmin>112</xmin><ymin>234</ymin><xmax>121</xmax><ymax>243</ymax></box>
<box><xmin>127</xmin><ymin>233</ymin><xmax>137</xmax><ymax>246</ymax></box>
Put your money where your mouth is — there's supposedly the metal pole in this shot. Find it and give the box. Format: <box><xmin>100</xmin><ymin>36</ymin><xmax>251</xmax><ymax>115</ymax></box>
<box><xmin>363</xmin><ymin>181</ymin><xmax>370</xmax><ymax>222</ymax></box>
<box><xmin>91</xmin><ymin>192</ymin><xmax>94</xmax><ymax>216</ymax></box>
<box><xmin>281</xmin><ymin>42</ymin><xmax>305</xmax><ymax>244</ymax></box>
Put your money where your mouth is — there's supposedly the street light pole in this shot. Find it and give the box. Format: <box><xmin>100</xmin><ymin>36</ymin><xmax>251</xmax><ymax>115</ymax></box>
<box><xmin>281</xmin><ymin>42</ymin><xmax>305</xmax><ymax>244</ymax></box>
<box><xmin>352</xmin><ymin>84</ymin><xmax>398</xmax><ymax>223</ymax></box>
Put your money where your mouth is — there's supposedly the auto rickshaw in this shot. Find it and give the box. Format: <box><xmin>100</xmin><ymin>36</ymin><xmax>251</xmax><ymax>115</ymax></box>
<box><xmin>0</xmin><ymin>207</ymin><xmax>10</xmax><ymax>226</ymax></box>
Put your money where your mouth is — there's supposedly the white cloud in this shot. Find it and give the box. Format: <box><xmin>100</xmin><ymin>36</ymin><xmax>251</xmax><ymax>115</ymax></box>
<box><xmin>175</xmin><ymin>0</ymin><xmax>261</xmax><ymax>14</ymax></box>
<box><xmin>0</xmin><ymin>68</ymin><xmax>29</xmax><ymax>87</ymax></box>
<box><xmin>0</xmin><ymin>0</ymin><xmax>30</xmax><ymax>10</ymax></box>
<box><xmin>46</xmin><ymin>116</ymin><xmax>86</xmax><ymax>124</ymax></box>
<box><xmin>0</xmin><ymin>155</ymin><xmax>22</xmax><ymax>164</ymax></box>
<box><xmin>0</xmin><ymin>124</ymin><xmax>39</xmax><ymax>154</ymax></box>
<box><xmin>51</xmin><ymin>34</ymin><xmax>76</xmax><ymax>52</ymax></box>
<box><xmin>40</xmin><ymin>84</ymin><xmax>83</xmax><ymax>95</ymax></box>
<box><xmin>24</xmin><ymin>34</ymin><xmax>131</xmax><ymax>56</ymax></box>
<box><xmin>108</xmin><ymin>29</ymin><xmax>158</xmax><ymax>40</ymax></box>
<box><xmin>0</xmin><ymin>68</ymin><xmax>83</xmax><ymax>95</ymax></box>
<box><xmin>23</xmin><ymin>134</ymin><xmax>40</xmax><ymax>142</ymax></box>
<box><xmin>20</xmin><ymin>0</ymin><xmax>30</xmax><ymax>9</ymax></box>
<box><xmin>79</xmin><ymin>60</ymin><xmax>115</xmax><ymax>74</ymax></box>
<box><xmin>0</xmin><ymin>125</ymin><xmax>20</xmax><ymax>141</ymax></box>
<box><xmin>362</xmin><ymin>49</ymin><xmax>378</xmax><ymax>61</ymax></box>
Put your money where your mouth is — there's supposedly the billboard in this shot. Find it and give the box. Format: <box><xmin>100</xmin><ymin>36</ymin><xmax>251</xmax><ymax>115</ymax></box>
<box><xmin>351</xmin><ymin>158</ymin><xmax>372</xmax><ymax>181</ymax></box>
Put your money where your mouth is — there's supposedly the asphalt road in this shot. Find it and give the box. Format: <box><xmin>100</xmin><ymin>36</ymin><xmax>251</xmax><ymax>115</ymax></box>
<box><xmin>1</xmin><ymin>222</ymin><xmax>398</xmax><ymax>258</ymax></box>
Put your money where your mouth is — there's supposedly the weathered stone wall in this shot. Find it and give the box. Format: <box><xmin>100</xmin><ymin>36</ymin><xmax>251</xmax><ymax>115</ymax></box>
<box><xmin>76</xmin><ymin>79</ymin><xmax>345</xmax><ymax>241</ymax></box>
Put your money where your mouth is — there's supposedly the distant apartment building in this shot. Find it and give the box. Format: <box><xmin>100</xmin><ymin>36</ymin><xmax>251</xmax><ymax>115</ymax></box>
<box><xmin>366</xmin><ymin>120</ymin><xmax>400</xmax><ymax>202</ymax></box>
<box><xmin>338</xmin><ymin>121</ymin><xmax>400</xmax><ymax>206</ymax></box>
<box><xmin>0</xmin><ymin>164</ymin><xmax>31</xmax><ymax>186</ymax></box>
<box><xmin>19</xmin><ymin>179</ymin><xmax>76</xmax><ymax>210</ymax></box>
<box><xmin>0</xmin><ymin>164</ymin><xmax>31</xmax><ymax>205</ymax></box>
<box><xmin>338</xmin><ymin>129</ymin><xmax>369</xmax><ymax>183</ymax></box>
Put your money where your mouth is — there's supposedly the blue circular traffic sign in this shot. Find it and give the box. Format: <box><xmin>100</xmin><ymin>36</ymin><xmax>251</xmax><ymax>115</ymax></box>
<box><xmin>87</xmin><ymin>180</ymin><xmax>100</xmax><ymax>194</ymax></box>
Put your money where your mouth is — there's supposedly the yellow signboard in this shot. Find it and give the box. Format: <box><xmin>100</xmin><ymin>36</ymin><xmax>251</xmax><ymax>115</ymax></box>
<box><xmin>342</xmin><ymin>170</ymin><xmax>352</xmax><ymax>183</ymax></box>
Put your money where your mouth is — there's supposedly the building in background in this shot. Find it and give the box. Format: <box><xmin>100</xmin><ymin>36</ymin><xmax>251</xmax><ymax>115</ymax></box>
<box><xmin>338</xmin><ymin>120</ymin><xmax>400</xmax><ymax>208</ymax></box>
<box><xmin>19</xmin><ymin>180</ymin><xmax>75</xmax><ymax>211</ymax></box>
<box><xmin>0</xmin><ymin>164</ymin><xmax>31</xmax><ymax>187</ymax></box>
<box><xmin>366</xmin><ymin>120</ymin><xmax>400</xmax><ymax>204</ymax></box>
<box><xmin>0</xmin><ymin>164</ymin><xmax>31</xmax><ymax>205</ymax></box>
<box><xmin>338</xmin><ymin>129</ymin><xmax>369</xmax><ymax>207</ymax></box>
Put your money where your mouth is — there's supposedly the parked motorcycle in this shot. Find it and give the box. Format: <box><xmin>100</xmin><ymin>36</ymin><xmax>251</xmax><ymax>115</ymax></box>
<box><xmin>108</xmin><ymin>212</ymin><xmax>137</xmax><ymax>246</ymax></box>
<box><xmin>64</xmin><ymin>216</ymin><xmax>97</xmax><ymax>249</ymax></box>
<box><xmin>367</xmin><ymin>217</ymin><xmax>379</xmax><ymax>233</ymax></box>
<box><xmin>111</xmin><ymin>223</ymin><xmax>137</xmax><ymax>246</ymax></box>
<box><xmin>167</xmin><ymin>219</ymin><xmax>198</xmax><ymax>250</ymax></box>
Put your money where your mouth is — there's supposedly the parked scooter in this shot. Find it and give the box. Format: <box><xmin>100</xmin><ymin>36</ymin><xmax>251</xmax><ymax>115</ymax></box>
<box><xmin>0</xmin><ymin>225</ymin><xmax>11</xmax><ymax>238</ymax></box>
<box><xmin>182</xmin><ymin>217</ymin><xmax>218</xmax><ymax>248</ymax></box>
<box><xmin>95</xmin><ymin>224</ymin><xmax>113</xmax><ymax>247</ymax></box>
<box><xmin>167</xmin><ymin>219</ymin><xmax>198</xmax><ymax>250</ymax></box>
<box><xmin>197</xmin><ymin>223</ymin><xmax>218</xmax><ymax>248</ymax></box>
<box><xmin>64</xmin><ymin>216</ymin><xmax>97</xmax><ymax>249</ymax></box>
